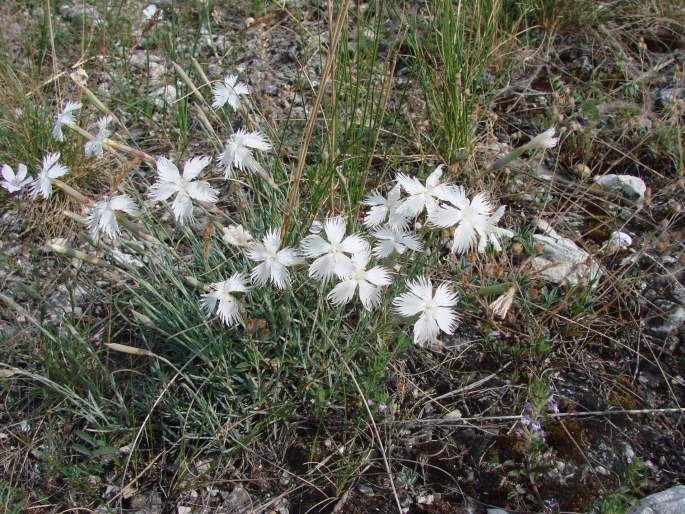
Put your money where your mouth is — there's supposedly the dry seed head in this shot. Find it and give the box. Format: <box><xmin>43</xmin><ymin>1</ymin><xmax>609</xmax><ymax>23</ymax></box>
<box><xmin>484</xmin><ymin>263</ymin><xmax>497</xmax><ymax>277</ymax></box>
<box><xmin>553</xmin><ymin>110</ymin><xmax>564</xmax><ymax>123</ymax></box>
<box><xmin>574</xmin><ymin>163</ymin><xmax>592</xmax><ymax>180</ymax></box>
<box><xmin>489</xmin><ymin>286</ymin><xmax>516</xmax><ymax>320</ymax></box>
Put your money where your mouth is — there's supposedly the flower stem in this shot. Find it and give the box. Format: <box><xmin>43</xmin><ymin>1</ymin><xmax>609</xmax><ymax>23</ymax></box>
<box><xmin>53</xmin><ymin>178</ymin><xmax>92</xmax><ymax>204</ymax></box>
<box><xmin>50</xmin><ymin>242</ymin><xmax>108</xmax><ymax>267</ymax></box>
<box><xmin>476</xmin><ymin>282</ymin><xmax>513</xmax><ymax>297</ymax></box>
<box><xmin>63</xmin><ymin>121</ymin><xmax>155</xmax><ymax>163</ymax></box>
<box><xmin>490</xmin><ymin>147</ymin><xmax>525</xmax><ymax>171</ymax></box>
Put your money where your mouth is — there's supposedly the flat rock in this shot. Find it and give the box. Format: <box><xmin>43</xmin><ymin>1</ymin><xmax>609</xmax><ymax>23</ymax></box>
<box><xmin>150</xmin><ymin>85</ymin><xmax>177</xmax><ymax>107</ymax></box>
<box><xmin>532</xmin><ymin>219</ymin><xmax>601</xmax><ymax>286</ymax></box>
<box><xmin>222</xmin><ymin>486</ymin><xmax>252</xmax><ymax>513</ymax></box>
<box><xmin>650</xmin><ymin>306</ymin><xmax>685</xmax><ymax>335</ymax></box>
<box><xmin>60</xmin><ymin>4</ymin><xmax>102</xmax><ymax>24</ymax></box>
<box><xmin>626</xmin><ymin>486</ymin><xmax>685</xmax><ymax>514</ymax></box>
<box><xmin>604</xmin><ymin>230</ymin><xmax>633</xmax><ymax>253</ymax></box>
<box><xmin>593</xmin><ymin>174</ymin><xmax>646</xmax><ymax>206</ymax></box>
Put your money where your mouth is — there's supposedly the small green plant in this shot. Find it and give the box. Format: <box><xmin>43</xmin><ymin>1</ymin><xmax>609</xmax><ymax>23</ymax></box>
<box><xmin>0</xmin><ymin>480</ymin><xmax>28</xmax><ymax>514</ymax></box>
<box><xmin>516</xmin><ymin>378</ymin><xmax>557</xmax><ymax>486</ymax></box>
<box><xmin>592</xmin><ymin>457</ymin><xmax>653</xmax><ymax>514</ymax></box>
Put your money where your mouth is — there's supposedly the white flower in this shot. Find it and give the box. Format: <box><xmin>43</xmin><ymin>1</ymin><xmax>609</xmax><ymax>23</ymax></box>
<box><xmin>87</xmin><ymin>194</ymin><xmax>140</xmax><ymax>240</ymax></box>
<box><xmin>212</xmin><ymin>74</ymin><xmax>249</xmax><ymax>111</ymax></box>
<box><xmin>397</xmin><ymin>165</ymin><xmax>455</xmax><ymax>217</ymax></box>
<box><xmin>363</xmin><ymin>182</ymin><xmax>409</xmax><ymax>229</ymax></box>
<box><xmin>222</xmin><ymin>224</ymin><xmax>253</xmax><ymax>248</ymax></box>
<box><xmin>148</xmin><ymin>156</ymin><xmax>218</xmax><ymax>224</ymax></box>
<box><xmin>142</xmin><ymin>4</ymin><xmax>159</xmax><ymax>20</ymax></box>
<box><xmin>327</xmin><ymin>251</ymin><xmax>391</xmax><ymax>311</ymax></box>
<box><xmin>31</xmin><ymin>153</ymin><xmax>68</xmax><ymax>199</ymax></box>
<box><xmin>1</xmin><ymin>164</ymin><xmax>31</xmax><ymax>193</ymax></box>
<box><xmin>247</xmin><ymin>228</ymin><xmax>303</xmax><ymax>290</ymax></box>
<box><xmin>52</xmin><ymin>101</ymin><xmax>82</xmax><ymax>142</ymax></box>
<box><xmin>84</xmin><ymin>115</ymin><xmax>113</xmax><ymax>159</ymax></box>
<box><xmin>428</xmin><ymin>189</ymin><xmax>493</xmax><ymax>254</ymax></box>
<box><xmin>478</xmin><ymin>205</ymin><xmax>513</xmax><ymax>253</ymax></box>
<box><xmin>202</xmin><ymin>273</ymin><xmax>249</xmax><ymax>326</ymax></box>
<box><xmin>300</xmin><ymin>216</ymin><xmax>369</xmax><ymax>281</ymax></box>
<box><xmin>371</xmin><ymin>225</ymin><xmax>423</xmax><ymax>258</ymax></box>
<box><xmin>526</xmin><ymin>128</ymin><xmax>558</xmax><ymax>150</ymax></box>
<box><xmin>219</xmin><ymin>128</ymin><xmax>271</xmax><ymax>179</ymax></box>
<box><xmin>393</xmin><ymin>276</ymin><xmax>460</xmax><ymax>346</ymax></box>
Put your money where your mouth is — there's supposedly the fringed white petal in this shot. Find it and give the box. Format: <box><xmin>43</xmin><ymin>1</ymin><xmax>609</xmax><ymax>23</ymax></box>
<box><xmin>327</xmin><ymin>280</ymin><xmax>357</xmax><ymax>307</ymax></box>
<box><xmin>300</xmin><ymin>234</ymin><xmax>331</xmax><ymax>258</ymax></box>
<box><xmin>323</xmin><ymin>217</ymin><xmax>346</xmax><ymax>246</ymax></box>
<box><xmin>358</xmin><ymin>280</ymin><xmax>380</xmax><ymax>311</ymax></box>
<box><xmin>186</xmin><ymin>180</ymin><xmax>218</xmax><ymax>204</ymax></box>
<box><xmin>183</xmin><ymin>156</ymin><xmax>211</xmax><ymax>181</ymax></box>
<box><xmin>413</xmin><ymin>316</ymin><xmax>440</xmax><ymax>346</ymax></box>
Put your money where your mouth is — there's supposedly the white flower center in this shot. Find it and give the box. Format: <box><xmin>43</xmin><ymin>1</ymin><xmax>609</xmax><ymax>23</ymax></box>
<box><xmin>423</xmin><ymin>299</ymin><xmax>436</xmax><ymax>319</ymax></box>
<box><xmin>176</xmin><ymin>177</ymin><xmax>189</xmax><ymax>192</ymax></box>
<box><xmin>461</xmin><ymin>204</ymin><xmax>475</xmax><ymax>222</ymax></box>
<box><xmin>266</xmin><ymin>251</ymin><xmax>278</xmax><ymax>263</ymax></box>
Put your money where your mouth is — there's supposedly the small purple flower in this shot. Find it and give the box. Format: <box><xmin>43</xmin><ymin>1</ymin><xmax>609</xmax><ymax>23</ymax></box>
<box><xmin>378</xmin><ymin>403</ymin><xmax>388</xmax><ymax>414</ymax></box>
<box><xmin>523</xmin><ymin>402</ymin><xmax>533</xmax><ymax>413</ymax></box>
<box><xmin>366</xmin><ymin>399</ymin><xmax>374</xmax><ymax>407</ymax></box>
<box><xmin>547</xmin><ymin>395</ymin><xmax>560</xmax><ymax>413</ymax></box>
<box><xmin>521</xmin><ymin>415</ymin><xmax>531</xmax><ymax>427</ymax></box>
<box><xmin>531</xmin><ymin>422</ymin><xmax>542</xmax><ymax>432</ymax></box>
<box><xmin>645</xmin><ymin>460</ymin><xmax>656</xmax><ymax>469</ymax></box>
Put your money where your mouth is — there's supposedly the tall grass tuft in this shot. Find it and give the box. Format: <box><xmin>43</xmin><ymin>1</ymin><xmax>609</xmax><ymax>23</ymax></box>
<box><xmin>407</xmin><ymin>0</ymin><xmax>512</xmax><ymax>164</ymax></box>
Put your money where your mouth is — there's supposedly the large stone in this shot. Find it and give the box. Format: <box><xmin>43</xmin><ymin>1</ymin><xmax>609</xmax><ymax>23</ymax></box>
<box><xmin>593</xmin><ymin>174</ymin><xmax>646</xmax><ymax>206</ymax></box>
<box><xmin>532</xmin><ymin>220</ymin><xmax>601</xmax><ymax>286</ymax></box>
<box><xmin>626</xmin><ymin>486</ymin><xmax>685</xmax><ymax>514</ymax></box>
<box><xmin>150</xmin><ymin>85</ymin><xmax>177</xmax><ymax>108</ymax></box>
<box><xmin>603</xmin><ymin>231</ymin><xmax>633</xmax><ymax>253</ymax></box>
<box><xmin>650</xmin><ymin>306</ymin><xmax>685</xmax><ymax>335</ymax></box>
<box><xmin>60</xmin><ymin>4</ymin><xmax>102</xmax><ymax>24</ymax></box>
<box><xmin>221</xmin><ymin>486</ymin><xmax>252</xmax><ymax>513</ymax></box>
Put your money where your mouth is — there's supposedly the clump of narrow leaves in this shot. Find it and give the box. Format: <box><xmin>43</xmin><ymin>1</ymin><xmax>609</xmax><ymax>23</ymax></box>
<box><xmin>2</xmin><ymin>69</ymin><xmax>558</xmax><ymax>347</ymax></box>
